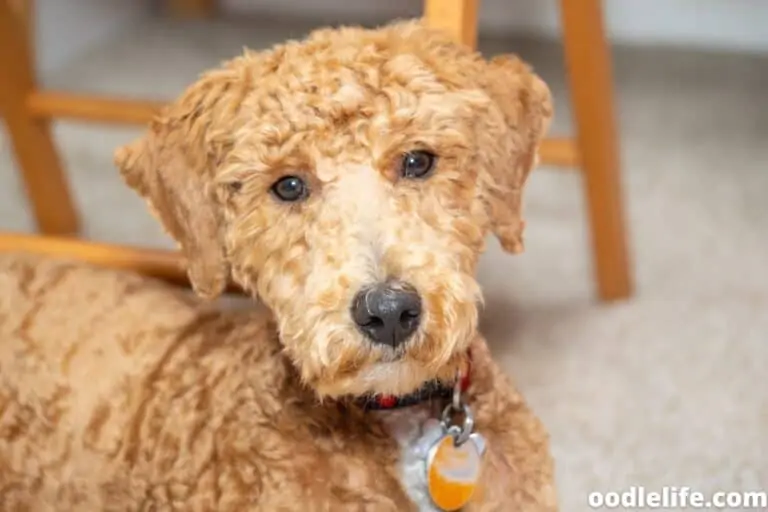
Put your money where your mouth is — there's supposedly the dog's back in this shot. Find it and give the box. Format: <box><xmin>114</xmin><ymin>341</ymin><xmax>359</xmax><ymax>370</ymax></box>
<box><xmin>0</xmin><ymin>253</ymin><xmax>283</xmax><ymax>509</ymax></box>
<box><xmin>0</xmin><ymin>253</ymin><xmax>187</xmax><ymax>506</ymax></box>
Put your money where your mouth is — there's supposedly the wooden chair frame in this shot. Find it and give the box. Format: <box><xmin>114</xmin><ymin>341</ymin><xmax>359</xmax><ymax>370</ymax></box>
<box><xmin>0</xmin><ymin>0</ymin><xmax>632</xmax><ymax>301</ymax></box>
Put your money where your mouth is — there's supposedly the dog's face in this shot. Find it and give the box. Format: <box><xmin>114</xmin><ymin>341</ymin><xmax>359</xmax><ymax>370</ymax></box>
<box><xmin>116</xmin><ymin>21</ymin><xmax>551</xmax><ymax>398</ymax></box>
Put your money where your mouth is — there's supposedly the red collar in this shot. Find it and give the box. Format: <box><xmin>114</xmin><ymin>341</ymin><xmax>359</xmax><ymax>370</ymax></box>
<box><xmin>359</xmin><ymin>354</ymin><xmax>472</xmax><ymax>410</ymax></box>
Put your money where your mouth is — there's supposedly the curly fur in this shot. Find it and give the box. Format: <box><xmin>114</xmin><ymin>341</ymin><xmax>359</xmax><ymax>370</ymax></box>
<box><xmin>0</xmin><ymin>19</ymin><xmax>556</xmax><ymax>510</ymax></box>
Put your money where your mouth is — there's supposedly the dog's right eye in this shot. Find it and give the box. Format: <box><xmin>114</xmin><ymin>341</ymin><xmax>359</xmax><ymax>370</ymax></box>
<box><xmin>271</xmin><ymin>176</ymin><xmax>308</xmax><ymax>202</ymax></box>
<box><xmin>400</xmin><ymin>150</ymin><xmax>436</xmax><ymax>179</ymax></box>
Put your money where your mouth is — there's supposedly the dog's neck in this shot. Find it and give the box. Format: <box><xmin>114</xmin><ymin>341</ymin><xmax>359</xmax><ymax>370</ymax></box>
<box><xmin>354</xmin><ymin>368</ymin><xmax>471</xmax><ymax>411</ymax></box>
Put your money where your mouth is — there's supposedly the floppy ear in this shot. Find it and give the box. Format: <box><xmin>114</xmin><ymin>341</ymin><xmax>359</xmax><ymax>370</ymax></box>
<box><xmin>114</xmin><ymin>71</ymin><xmax>241</xmax><ymax>299</ymax></box>
<box><xmin>480</xmin><ymin>54</ymin><xmax>553</xmax><ymax>254</ymax></box>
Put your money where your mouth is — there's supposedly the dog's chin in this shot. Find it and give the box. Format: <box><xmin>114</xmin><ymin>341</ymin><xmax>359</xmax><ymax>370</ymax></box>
<box><xmin>314</xmin><ymin>359</ymin><xmax>461</xmax><ymax>399</ymax></box>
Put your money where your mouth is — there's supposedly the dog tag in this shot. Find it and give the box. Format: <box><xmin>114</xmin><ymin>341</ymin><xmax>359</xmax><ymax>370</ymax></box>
<box><xmin>426</xmin><ymin>404</ymin><xmax>486</xmax><ymax>511</ymax></box>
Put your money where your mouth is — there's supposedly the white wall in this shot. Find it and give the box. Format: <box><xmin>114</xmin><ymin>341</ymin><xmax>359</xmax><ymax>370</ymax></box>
<box><xmin>223</xmin><ymin>0</ymin><xmax>768</xmax><ymax>54</ymax></box>
<box><xmin>33</xmin><ymin>0</ymin><xmax>149</xmax><ymax>75</ymax></box>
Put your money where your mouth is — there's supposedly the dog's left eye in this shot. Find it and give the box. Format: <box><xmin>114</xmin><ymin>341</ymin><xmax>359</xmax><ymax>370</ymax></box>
<box><xmin>400</xmin><ymin>150</ymin><xmax>436</xmax><ymax>179</ymax></box>
<box><xmin>271</xmin><ymin>176</ymin><xmax>308</xmax><ymax>202</ymax></box>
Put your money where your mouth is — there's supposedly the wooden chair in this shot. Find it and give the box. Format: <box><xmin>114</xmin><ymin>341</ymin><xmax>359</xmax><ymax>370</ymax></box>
<box><xmin>0</xmin><ymin>0</ymin><xmax>633</xmax><ymax>301</ymax></box>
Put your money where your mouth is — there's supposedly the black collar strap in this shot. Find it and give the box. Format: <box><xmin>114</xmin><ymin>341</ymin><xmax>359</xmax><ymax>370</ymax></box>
<box><xmin>359</xmin><ymin>380</ymin><xmax>456</xmax><ymax>410</ymax></box>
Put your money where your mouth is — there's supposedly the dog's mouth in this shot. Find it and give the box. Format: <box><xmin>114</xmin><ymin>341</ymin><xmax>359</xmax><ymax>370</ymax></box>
<box><xmin>312</xmin><ymin>350</ymin><xmax>467</xmax><ymax>402</ymax></box>
<box><xmin>376</xmin><ymin>345</ymin><xmax>408</xmax><ymax>363</ymax></box>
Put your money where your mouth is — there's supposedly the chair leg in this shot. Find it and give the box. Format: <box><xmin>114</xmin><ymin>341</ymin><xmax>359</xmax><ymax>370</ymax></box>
<box><xmin>423</xmin><ymin>0</ymin><xmax>479</xmax><ymax>49</ymax></box>
<box><xmin>167</xmin><ymin>0</ymin><xmax>216</xmax><ymax>19</ymax></box>
<box><xmin>0</xmin><ymin>0</ymin><xmax>79</xmax><ymax>235</ymax></box>
<box><xmin>8</xmin><ymin>0</ymin><xmax>33</xmax><ymax>56</ymax></box>
<box><xmin>560</xmin><ymin>0</ymin><xmax>633</xmax><ymax>301</ymax></box>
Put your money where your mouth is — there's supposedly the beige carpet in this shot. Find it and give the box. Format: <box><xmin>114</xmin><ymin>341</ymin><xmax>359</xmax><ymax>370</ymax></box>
<box><xmin>1</xmin><ymin>16</ymin><xmax>766</xmax><ymax>510</ymax></box>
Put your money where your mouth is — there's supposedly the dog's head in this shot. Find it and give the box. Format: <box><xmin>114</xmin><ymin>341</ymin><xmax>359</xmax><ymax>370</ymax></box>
<box><xmin>115</xmin><ymin>20</ymin><xmax>552</xmax><ymax>398</ymax></box>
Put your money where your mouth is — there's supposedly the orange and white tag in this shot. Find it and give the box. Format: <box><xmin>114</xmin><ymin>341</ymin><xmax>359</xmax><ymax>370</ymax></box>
<box><xmin>426</xmin><ymin>430</ymin><xmax>486</xmax><ymax>511</ymax></box>
<box><xmin>420</xmin><ymin>368</ymin><xmax>484</xmax><ymax>511</ymax></box>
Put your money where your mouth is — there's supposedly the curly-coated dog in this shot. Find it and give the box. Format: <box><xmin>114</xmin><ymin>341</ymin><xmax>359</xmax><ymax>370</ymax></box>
<box><xmin>0</xmin><ymin>19</ymin><xmax>555</xmax><ymax>511</ymax></box>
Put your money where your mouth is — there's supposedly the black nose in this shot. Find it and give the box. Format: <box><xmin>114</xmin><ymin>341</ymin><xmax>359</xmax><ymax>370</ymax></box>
<box><xmin>351</xmin><ymin>282</ymin><xmax>422</xmax><ymax>348</ymax></box>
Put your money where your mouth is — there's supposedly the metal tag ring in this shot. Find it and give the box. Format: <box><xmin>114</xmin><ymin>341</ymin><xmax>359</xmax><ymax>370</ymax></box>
<box><xmin>440</xmin><ymin>402</ymin><xmax>475</xmax><ymax>447</ymax></box>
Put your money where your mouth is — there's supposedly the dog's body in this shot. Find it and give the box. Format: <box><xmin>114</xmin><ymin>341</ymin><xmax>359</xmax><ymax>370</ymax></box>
<box><xmin>0</xmin><ymin>255</ymin><xmax>555</xmax><ymax>510</ymax></box>
<box><xmin>0</xmin><ymin>20</ymin><xmax>557</xmax><ymax>510</ymax></box>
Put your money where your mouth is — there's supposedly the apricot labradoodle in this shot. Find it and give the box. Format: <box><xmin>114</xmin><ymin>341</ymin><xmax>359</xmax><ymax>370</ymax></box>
<box><xmin>0</xmin><ymin>19</ymin><xmax>556</xmax><ymax>511</ymax></box>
